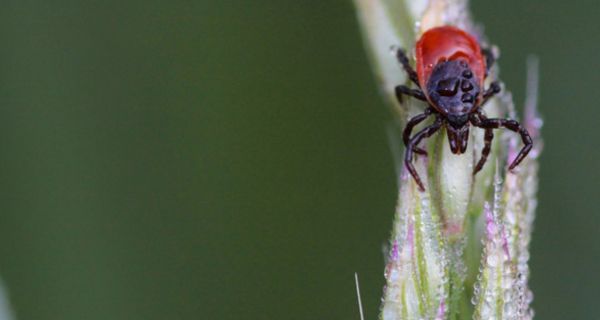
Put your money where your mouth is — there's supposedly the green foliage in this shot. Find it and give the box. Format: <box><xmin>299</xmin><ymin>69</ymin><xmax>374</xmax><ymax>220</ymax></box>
<box><xmin>354</xmin><ymin>0</ymin><xmax>542</xmax><ymax>318</ymax></box>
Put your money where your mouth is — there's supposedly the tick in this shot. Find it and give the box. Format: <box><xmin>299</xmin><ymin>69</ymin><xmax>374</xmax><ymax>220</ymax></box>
<box><xmin>395</xmin><ymin>26</ymin><xmax>532</xmax><ymax>191</ymax></box>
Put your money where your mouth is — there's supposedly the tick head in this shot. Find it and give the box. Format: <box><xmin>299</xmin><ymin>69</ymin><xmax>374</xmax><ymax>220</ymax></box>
<box><xmin>447</xmin><ymin>113</ymin><xmax>469</xmax><ymax>128</ymax></box>
<box><xmin>446</xmin><ymin>123</ymin><xmax>470</xmax><ymax>154</ymax></box>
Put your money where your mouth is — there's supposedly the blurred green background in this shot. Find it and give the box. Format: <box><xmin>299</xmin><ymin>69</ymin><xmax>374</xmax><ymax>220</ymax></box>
<box><xmin>0</xmin><ymin>1</ymin><xmax>597</xmax><ymax>319</ymax></box>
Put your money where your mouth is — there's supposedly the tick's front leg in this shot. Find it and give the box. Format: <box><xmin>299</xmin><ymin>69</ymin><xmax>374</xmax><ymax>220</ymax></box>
<box><xmin>395</xmin><ymin>48</ymin><xmax>421</xmax><ymax>87</ymax></box>
<box><xmin>402</xmin><ymin>107</ymin><xmax>433</xmax><ymax>155</ymax></box>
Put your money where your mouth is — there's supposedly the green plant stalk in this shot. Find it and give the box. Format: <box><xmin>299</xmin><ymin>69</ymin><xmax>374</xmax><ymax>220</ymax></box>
<box><xmin>354</xmin><ymin>0</ymin><xmax>542</xmax><ymax>319</ymax></box>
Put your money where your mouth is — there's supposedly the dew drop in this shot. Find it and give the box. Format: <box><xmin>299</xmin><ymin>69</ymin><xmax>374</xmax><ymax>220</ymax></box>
<box><xmin>487</xmin><ymin>254</ymin><xmax>498</xmax><ymax>267</ymax></box>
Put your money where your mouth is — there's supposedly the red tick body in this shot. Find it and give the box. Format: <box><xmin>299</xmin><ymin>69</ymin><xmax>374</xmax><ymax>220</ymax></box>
<box><xmin>394</xmin><ymin>26</ymin><xmax>533</xmax><ymax>191</ymax></box>
<box><xmin>416</xmin><ymin>26</ymin><xmax>486</xmax><ymax>94</ymax></box>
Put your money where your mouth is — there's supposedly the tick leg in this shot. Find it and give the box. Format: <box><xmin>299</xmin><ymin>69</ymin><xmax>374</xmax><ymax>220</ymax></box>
<box><xmin>481</xmin><ymin>81</ymin><xmax>501</xmax><ymax>106</ymax></box>
<box><xmin>473</xmin><ymin>114</ymin><xmax>533</xmax><ymax>170</ymax></box>
<box><xmin>395</xmin><ymin>85</ymin><xmax>426</xmax><ymax>104</ymax></box>
<box><xmin>481</xmin><ymin>48</ymin><xmax>496</xmax><ymax>77</ymax></box>
<box><xmin>403</xmin><ymin>107</ymin><xmax>433</xmax><ymax>155</ymax></box>
<box><xmin>405</xmin><ymin>117</ymin><xmax>443</xmax><ymax>191</ymax></box>
<box><xmin>396</xmin><ymin>48</ymin><xmax>421</xmax><ymax>87</ymax></box>
<box><xmin>473</xmin><ymin>128</ymin><xmax>494</xmax><ymax>174</ymax></box>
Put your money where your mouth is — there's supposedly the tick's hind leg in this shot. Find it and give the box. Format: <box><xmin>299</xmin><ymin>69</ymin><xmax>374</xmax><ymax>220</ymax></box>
<box><xmin>405</xmin><ymin>117</ymin><xmax>443</xmax><ymax>191</ymax></box>
<box><xmin>480</xmin><ymin>47</ymin><xmax>500</xmax><ymax>106</ymax></box>
<box><xmin>395</xmin><ymin>48</ymin><xmax>421</xmax><ymax>87</ymax></box>
<box><xmin>481</xmin><ymin>47</ymin><xmax>496</xmax><ymax>77</ymax></box>
<box><xmin>481</xmin><ymin>81</ymin><xmax>501</xmax><ymax>106</ymax></box>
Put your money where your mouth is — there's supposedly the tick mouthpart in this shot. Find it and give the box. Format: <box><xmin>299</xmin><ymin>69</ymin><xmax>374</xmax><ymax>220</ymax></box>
<box><xmin>446</xmin><ymin>124</ymin><xmax>470</xmax><ymax>154</ymax></box>
<box><xmin>447</xmin><ymin>113</ymin><xmax>469</xmax><ymax>128</ymax></box>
